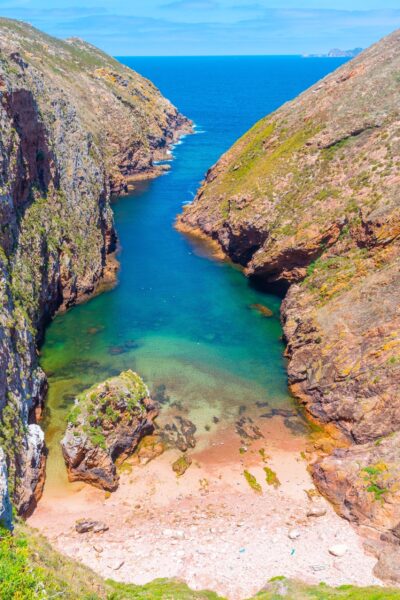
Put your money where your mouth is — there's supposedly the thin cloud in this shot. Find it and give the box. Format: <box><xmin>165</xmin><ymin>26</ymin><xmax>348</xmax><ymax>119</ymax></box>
<box><xmin>161</xmin><ymin>0</ymin><xmax>219</xmax><ymax>10</ymax></box>
<box><xmin>230</xmin><ymin>3</ymin><xmax>264</xmax><ymax>10</ymax></box>
<box><xmin>1</xmin><ymin>4</ymin><xmax>399</xmax><ymax>55</ymax></box>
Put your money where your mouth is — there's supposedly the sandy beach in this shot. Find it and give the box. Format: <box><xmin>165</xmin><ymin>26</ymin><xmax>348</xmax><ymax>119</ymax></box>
<box><xmin>29</xmin><ymin>415</ymin><xmax>381</xmax><ymax>599</ymax></box>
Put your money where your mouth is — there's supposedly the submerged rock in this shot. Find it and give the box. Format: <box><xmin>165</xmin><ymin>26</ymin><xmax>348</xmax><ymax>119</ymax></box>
<box><xmin>161</xmin><ymin>416</ymin><xmax>197</xmax><ymax>451</ymax></box>
<box><xmin>250</xmin><ymin>303</ymin><xmax>273</xmax><ymax>317</ymax></box>
<box><xmin>152</xmin><ymin>383</ymin><xmax>170</xmax><ymax>405</ymax></box>
<box><xmin>61</xmin><ymin>370</ymin><xmax>158</xmax><ymax>491</ymax></box>
<box><xmin>235</xmin><ymin>416</ymin><xmax>263</xmax><ymax>440</ymax></box>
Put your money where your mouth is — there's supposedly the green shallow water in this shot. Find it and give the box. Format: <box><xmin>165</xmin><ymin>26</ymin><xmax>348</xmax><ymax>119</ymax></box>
<box><xmin>40</xmin><ymin>56</ymin><xmax>348</xmax><ymax>492</ymax></box>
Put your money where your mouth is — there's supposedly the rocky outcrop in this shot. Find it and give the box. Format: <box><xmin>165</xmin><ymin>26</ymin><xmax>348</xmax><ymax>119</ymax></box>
<box><xmin>0</xmin><ymin>18</ymin><xmax>190</xmax><ymax>518</ymax></box>
<box><xmin>314</xmin><ymin>434</ymin><xmax>400</xmax><ymax>539</ymax></box>
<box><xmin>61</xmin><ymin>371</ymin><xmax>158</xmax><ymax>491</ymax></box>
<box><xmin>178</xmin><ymin>29</ymin><xmax>400</xmax><ymax>566</ymax></box>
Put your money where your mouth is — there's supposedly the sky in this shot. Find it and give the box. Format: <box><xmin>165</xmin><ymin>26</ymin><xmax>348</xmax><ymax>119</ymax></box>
<box><xmin>0</xmin><ymin>0</ymin><xmax>399</xmax><ymax>55</ymax></box>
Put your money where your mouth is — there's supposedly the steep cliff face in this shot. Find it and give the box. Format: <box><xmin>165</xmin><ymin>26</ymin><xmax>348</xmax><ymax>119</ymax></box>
<box><xmin>0</xmin><ymin>18</ymin><xmax>190</xmax><ymax>516</ymax></box>
<box><xmin>178</xmin><ymin>29</ymin><xmax>400</xmax><ymax>572</ymax></box>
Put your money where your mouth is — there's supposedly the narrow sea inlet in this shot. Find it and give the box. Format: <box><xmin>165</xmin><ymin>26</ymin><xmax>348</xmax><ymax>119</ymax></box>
<box><xmin>29</xmin><ymin>57</ymin><xmax>381</xmax><ymax>597</ymax></box>
<box><xmin>39</xmin><ymin>56</ymin><xmax>347</xmax><ymax>494</ymax></box>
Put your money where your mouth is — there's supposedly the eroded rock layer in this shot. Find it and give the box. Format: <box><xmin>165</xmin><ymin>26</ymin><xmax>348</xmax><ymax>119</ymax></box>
<box><xmin>178</xmin><ymin>29</ymin><xmax>400</xmax><ymax>571</ymax></box>
<box><xmin>0</xmin><ymin>18</ymin><xmax>190</xmax><ymax>516</ymax></box>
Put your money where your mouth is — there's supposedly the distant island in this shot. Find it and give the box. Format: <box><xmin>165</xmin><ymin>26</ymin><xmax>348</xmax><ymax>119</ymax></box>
<box><xmin>304</xmin><ymin>47</ymin><xmax>363</xmax><ymax>58</ymax></box>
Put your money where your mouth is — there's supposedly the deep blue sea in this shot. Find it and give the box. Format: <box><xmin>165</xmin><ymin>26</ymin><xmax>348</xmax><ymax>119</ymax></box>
<box><xmin>40</xmin><ymin>56</ymin><xmax>347</xmax><ymax>491</ymax></box>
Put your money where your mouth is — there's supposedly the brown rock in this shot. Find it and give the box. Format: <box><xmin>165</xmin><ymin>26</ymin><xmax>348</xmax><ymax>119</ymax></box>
<box><xmin>136</xmin><ymin>434</ymin><xmax>165</xmax><ymax>464</ymax></box>
<box><xmin>161</xmin><ymin>416</ymin><xmax>197</xmax><ymax>451</ymax></box>
<box><xmin>235</xmin><ymin>416</ymin><xmax>263</xmax><ymax>440</ymax></box>
<box><xmin>374</xmin><ymin>549</ymin><xmax>400</xmax><ymax>584</ymax></box>
<box><xmin>172</xmin><ymin>454</ymin><xmax>192</xmax><ymax>476</ymax></box>
<box><xmin>75</xmin><ymin>519</ymin><xmax>109</xmax><ymax>534</ymax></box>
<box><xmin>250</xmin><ymin>303</ymin><xmax>273</xmax><ymax>317</ymax></box>
<box><xmin>313</xmin><ymin>432</ymin><xmax>400</xmax><ymax>563</ymax></box>
<box><xmin>61</xmin><ymin>370</ymin><xmax>158</xmax><ymax>491</ymax></box>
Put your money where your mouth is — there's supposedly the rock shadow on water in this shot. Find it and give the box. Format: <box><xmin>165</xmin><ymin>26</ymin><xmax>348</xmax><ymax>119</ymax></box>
<box><xmin>48</xmin><ymin>359</ymin><xmax>104</xmax><ymax>380</ymax></box>
<box><xmin>151</xmin><ymin>383</ymin><xmax>171</xmax><ymax>405</ymax></box>
<box><xmin>284</xmin><ymin>416</ymin><xmax>310</xmax><ymax>436</ymax></box>
<box><xmin>108</xmin><ymin>339</ymin><xmax>141</xmax><ymax>355</ymax></box>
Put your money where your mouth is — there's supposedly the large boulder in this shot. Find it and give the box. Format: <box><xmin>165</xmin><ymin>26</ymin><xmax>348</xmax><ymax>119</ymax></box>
<box><xmin>61</xmin><ymin>370</ymin><xmax>158</xmax><ymax>491</ymax></box>
<box><xmin>313</xmin><ymin>433</ymin><xmax>400</xmax><ymax>533</ymax></box>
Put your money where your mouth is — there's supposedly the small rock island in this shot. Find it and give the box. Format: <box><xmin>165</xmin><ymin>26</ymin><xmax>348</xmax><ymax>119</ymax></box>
<box><xmin>61</xmin><ymin>370</ymin><xmax>158</xmax><ymax>491</ymax></box>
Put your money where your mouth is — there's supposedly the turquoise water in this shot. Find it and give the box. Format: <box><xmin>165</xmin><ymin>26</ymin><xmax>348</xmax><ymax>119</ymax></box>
<box><xmin>40</xmin><ymin>56</ymin><xmax>347</xmax><ymax>490</ymax></box>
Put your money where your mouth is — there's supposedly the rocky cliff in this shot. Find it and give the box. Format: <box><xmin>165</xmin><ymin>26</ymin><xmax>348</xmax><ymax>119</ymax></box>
<box><xmin>0</xmin><ymin>18</ymin><xmax>190</xmax><ymax>517</ymax></box>
<box><xmin>178</xmin><ymin>29</ymin><xmax>400</xmax><ymax>576</ymax></box>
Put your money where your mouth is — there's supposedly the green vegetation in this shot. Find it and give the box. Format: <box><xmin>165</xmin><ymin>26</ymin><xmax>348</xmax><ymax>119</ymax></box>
<box><xmin>321</xmin><ymin>136</ymin><xmax>353</xmax><ymax>161</ymax></box>
<box><xmin>0</xmin><ymin>527</ymin><xmax>39</xmax><ymax>598</ymax></box>
<box><xmin>263</xmin><ymin>466</ymin><xmax>281</xmax><ymax>488</ymax></box>
<box><xmin>0</xmin><ymin>396</ymin><xmax>26</xmax><ymax>498</ymax></box>
<box><xmin>302</xmin><ymin>246</ymin><xmax>373</xmax><ymax>305</ymax></box>
<box><xmin>2</xmin><ymin>525</ymin><xmax>400</xmax><ymax>599</ymax></box>
<box><xmin>361</xmin><ymin>463</ymin><xmax>390</xmax><ymax>501</ymax></box>
<box><xmin>228</xmin><ymin>121</ymin><xmax>275</xmax><ymax>179</ymax></box>
<box><xmin>243</xmin><ymin>469</ymin><xmax>262</xmax><ymax>493</ymax></box>
<box><xmin>172</xmin><ymin>454</ymin><xmax>192</xmax><ymax>476</ymax></box>
<box><xmin>213</xmin><ymin>118</ymin><xmax>318</xmax><ymax>214</ymax></box>
<box><xmin>0</xmin><ymin>524</ymin><xmax>223</xmax><ymax>599</ymax></box>
<box><xmin>252</xmin><ymin>578</ymin><xmax>400</xmax><ymax>599</ymax></box>
<box><xmin>70</xmin><ymin>370</ymin><xmax>148</xmax><ymax>448</ymax></box>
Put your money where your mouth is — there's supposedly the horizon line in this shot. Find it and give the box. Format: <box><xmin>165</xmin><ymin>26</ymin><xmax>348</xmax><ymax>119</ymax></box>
<box><xmin>115</xmin><ymin>53</ymin><xmax>351</xmax><ymax>58</ymax></box>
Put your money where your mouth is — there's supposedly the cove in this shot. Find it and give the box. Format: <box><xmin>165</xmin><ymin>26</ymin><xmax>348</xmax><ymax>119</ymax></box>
<box><xmin>39</xmin><ymin>56</ymin><xmax>348</xmax><ymax>494</ymax></box>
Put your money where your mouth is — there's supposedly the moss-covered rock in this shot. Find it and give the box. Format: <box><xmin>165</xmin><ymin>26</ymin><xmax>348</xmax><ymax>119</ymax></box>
<box><xmin>172</xmin><ymin>454</ymin><xmax>192</xmax><ymax>476</ymax></box>
<box><xmin>243</xmin><ymin>470</ymin><xmax>262</xmax><ymax>493</ymax></box>
<box><xmin>61</xmin><ymin>370</ymin><xmax>158</xmax><ymax>491</ymax></box>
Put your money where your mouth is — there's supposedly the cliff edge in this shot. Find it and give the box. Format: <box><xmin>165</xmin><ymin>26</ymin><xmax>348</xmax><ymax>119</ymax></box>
<box><xmin>0</xmin><ymin>18</ymin><xmax>190</xmax><ymax>517</ymax></box>
<box><xmin>178</xmin><ymin>29</ymin><xmax>400</xmax><ymax>579</ymax></box>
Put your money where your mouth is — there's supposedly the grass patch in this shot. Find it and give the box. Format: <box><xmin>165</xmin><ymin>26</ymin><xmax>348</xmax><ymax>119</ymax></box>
<box><xmin>243</xmin><ymin>470</ymin><xmax>262</xmax><ymax>493</ymax></box>
<box><xmin>361</xmin><ymin>462</ymin><xmax>390</xmax><ymax>501</ymax></box>
<box><xmin>263</xmin><ymin>466</ymin><xmax>281</xmax><ymax>488</ymax></box>
<box><xmin>2</xmin><ymin>525</ymin><xmax>400</xmax><ymax>599</ymax></box>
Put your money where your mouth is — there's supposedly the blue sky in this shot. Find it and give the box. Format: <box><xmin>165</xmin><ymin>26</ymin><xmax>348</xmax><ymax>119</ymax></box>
<box><xmin>0</xmin><ymin>0</ymin><xmax>399</xmax><ymax>55</ymax></box>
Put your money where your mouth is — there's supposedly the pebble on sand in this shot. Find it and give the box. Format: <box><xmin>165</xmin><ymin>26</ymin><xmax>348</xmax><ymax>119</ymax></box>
<box><xmin>288</xmin><ymin>529</ymin><xmax>301</xmax><ymax>540</ymax></box>
<box><xmin>329</xmin><ymin>544</ymin><xmax>348</xmax><ymax>557</ymax></box>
